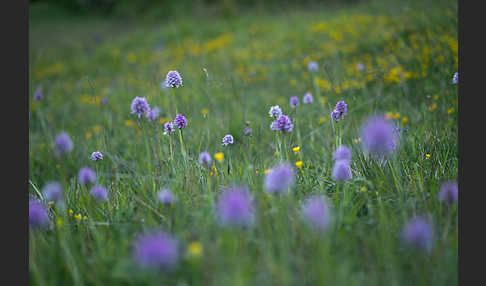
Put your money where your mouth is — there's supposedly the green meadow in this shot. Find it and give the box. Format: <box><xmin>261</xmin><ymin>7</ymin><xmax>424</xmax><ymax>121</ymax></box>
<box><xmin>29</xmin><ymin>0</ymin><xmax>458</xmax><ymax>285</ymax></box>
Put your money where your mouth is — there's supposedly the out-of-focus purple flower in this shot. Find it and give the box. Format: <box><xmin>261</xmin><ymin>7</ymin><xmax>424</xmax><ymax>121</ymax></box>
<box><xmin>452</xmin><ymin>72</ymin><xmax>458</xmax><ymax>84</ymax></box>
<box><xmin>34</xmin><ymin>87</ymin><xmax>43</xmax><ymax>101</ymax></box>
<box><xmin>333</xmin><ymin>145</ymin><xmax>352</xmax><ymax>163</ymax></box>
<box><xmin>357</xmin><ymin>63</ymin><xmax>365</xmax><ymax>71</ymax></box>
<box><xmin>90</xmin><ymin>151</ymin><xmax>103</xmax><ymax>161</ymax></box>
<box><xmin>78</xmin><ymin>167</ymin><xmax>96</xmax><ymax>185</ymax></box>
<box><xmin>42</xmin><ymin>181</ymin><xmax>62</xmax><ymax>202</ymax></box>
<box><xmin>146</xmin><ymin>107</ymin><xmax>160</xmax><ymax>122</ymax></box>
<box><xmin>303</xmin><ymin>92</ymin><xmax>314</xmax><ymax>104</ymax></box>
<box><xmin>165</xmin><ymin>71</ymin><xmax>183</xmax><ymax>88</ymax></box>
<box><xmin>290</xmin><ymin>96</ymin><xmax>300</xmax><ymax>108</ymax></box>
<box><xmin>173</xmin><ymin>114</ymin><xmax>187</xmax><ymax>129</ymax></box>
<box><xmin>131</xmin><ymin>97</ymin><xmax>150</xmax><ymax>118</ymax></box>
<box><xmin>29</xmin><ymin>200</ymin><xmax>49</xmax><ymax>229</ymax></box>
<box><xmin>301</xmin><ymin>195</ymin><xmax>331</xmax><ymax>231</ymax></box>
<box><xmin>275</xmin><ymin>114</ymin><xmax>293</xmax><ymax>133</ymax></box>
<box><xmin>90</xmin><ymin>185</ymin><xmax>108</xmax><ymax>202</ymax></box>
<box><xmin>133</xmin><ymin>231</ymin><xmax>180</xmax><ymax>269</ymax></box>
<box><xmin>163</xmin><ymin>122</ymin><xmax>175</xmax><ymax>135</ymax></box>
<box><xmin>222</xmin><ymin>134</ymin><xmax>234</xmax><ymax>146</ymax></box>
<box><xmin>332</xmin><ymin>160</ymin><xmax>352</xmax><ymax>182</ymax></box>
<box><xmin>243</xmin><ymin>127</ymin><xmax>252</xmax><ymax>136</ymax></box>
<box><xmin>269</xmin><ymin>105</ymin><xmax>282</xmax><ymax>118</ymax></box>
<box><xmin>54</xmin><ymin>132</ymin><xmax>73</xmax><ymax>157</ymax></box>
<box><xmin>264</xmin><ymin>163</ymin><xmax>295</xmax><ymax>194</ymax></box>
<box><xmin>101</xmin><ymin>97</ymin><xmax>108</xmax><ymax>105</ymax></box>
<box><xmin>360</xmin><ymin>116</ymin><xmax>398</xmax><ymax>156</ymax></box>
<box><xmin>308</xmin><ymin>61</ymin><xmax>318</xmax><ymax>72</ymax></box>
<box><xmin>199</xmin><ymin>151</ymin><xmax>212</xmax><ymax>165</ymax></box>
<box><xmin>438</xmin><ymin>181</ymin><xmax>458</xmax><ymax>206</ymax></box>
<box><xmin>216</xmin><ymin>187</ymin><xmax>255</xmax><ymax>227</ymax></box>
<box><xmin>158</xmin><ymin>189</ymin><xmax>174</xmax><ymax>205</ymax></box>
<box><xmin>401</xmin><ymin>217</ymin><xmax>434</xmax><ymax>252</ymax></box>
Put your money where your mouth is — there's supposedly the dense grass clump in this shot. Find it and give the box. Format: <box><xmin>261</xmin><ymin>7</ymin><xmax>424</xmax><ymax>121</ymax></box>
<box><xmin>29</xmin><ymin>0</ymin><xmax>458</xmax><ymax>285</ymax></box>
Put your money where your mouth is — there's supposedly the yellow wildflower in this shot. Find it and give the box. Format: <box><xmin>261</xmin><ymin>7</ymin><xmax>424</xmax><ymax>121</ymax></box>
<box><xmin>402</xmin><ymin>117</ymin><xmax>409</xmax><ymax>124</ymax></box>
<box><xmin>385</xmin><ymin>112</ymin><xmax>394</xmax><ymax>120</ymax></box>
<box><xmin>292</xmin><ymin>146</ymin><xmax>300</xmax><ymax>153</ymax></box>
<box><xmin>360</xmin><ymin>187</ymin><xmax>367</xmax><ymax>192</ymax></box>
<box><xmin>83</xmin><ymin>216</ymin><xmax>88</xmax><ymax>221</ymax></box>
<box><xmin>159</xmin><ymin>117</ymin><xmax>169</xmax><ymax>125</ymax></box>
<box><xmin>125</xmin><ymin>119</ymin><xmax>134</xmax><ymax>127</ymax></box>
<box><xmin>127</xmin><ymin>52</ymin><xmax>136</xmax><ymax>64</ymax></box>
<box><xmin>214</xmin><ymin>152</ymin><xmax>224</xmax><ymax>162</ymax></box>
<box><xmin>447</xmin><ymin>108</ymin><xmax>454</xmax><ymax>114</ymax></box>
<box><xmin>433</xmin><ymin>94</ymin><xmax>439</xmax><ymax>100</ymax></box>
<box><xmin>425</xmin><ymin>154</ymin><xmax>431</xmax><ymax>159</ymax></box>
<box><xmin>92</xmin><ymin>125</ymin><xmax>102</xmax><ymax>134</ymax></box>
<box><xmin>85</xmin><ymin>132</ymin><xmax>93</xmax><ymax>139</ymax></box>
<box><xmin>274</xmin><ymin>151</ymin><xmax>280</xmax><ymax>156</ymax></box>
<box><xmin>188</xmin><ymin>241</ymin><xmax>203</xmax><ymax>258</ymax></box>
<box><xmin>74</xmin><ymin>214</ymin><xmax>82</xmax><ymax>220</ymax></box>
<box><xmin>69</xmin><ymin>209</ymin><xmax>73</xmax><ymax>215</ymax></box>
<box><xmin>319</xmin><ymin>117</ymin><xmax>327</xmax><ymax>124</ymax></box>
<box><xmin>202</xmin><ymin>108</ymin><xmax>209</xmax><ymax>117</ymax></box>
<box><xmin>264</xmin><ymin>169</ymin><xmax>272</xmax><ymax>174</ymax></box>
<box><xmin>393</xmin><ymin>113</ymin><xmax>400</xmax><ymax>120</ymax></box>
<box><xmin>295</xmin><ymin>161</ymin><xmax>303</xmax><ymax>168</ymax></box>
<box><xmin>56</xmin><ymin>218</ymin><xmax>63</xmax><ymax>227</ymax></box>
<box><xmin>428</xmin><ymin>103</ymin><xmax>437</xmax><ymax>111</ymax></box>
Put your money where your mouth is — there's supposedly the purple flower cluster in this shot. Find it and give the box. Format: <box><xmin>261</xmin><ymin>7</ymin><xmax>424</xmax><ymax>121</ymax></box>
<box><xmin>54</xmin><ymin>132</ymin><xmax>73</xmax><ymax>157</ymax></box>
<box><xmin>90</xmin><ymin>185</ymin><xmax>108</xmax><ymax>202</ymax></box>
<box><xmin>133</xmin><ymin>231</ymin><xmax>180</xmax><ymax>269</ymax></box>
<box><xmin>78</xmin><ymin>166</ymin><xmax>96</xmax><ymax>185</ymax></box>
<box><xmin>216</xmin><ymin>187</ymin><xmax>255</xmax><ymax>227</ymax></box>
<box><xmin>300</xmin><ymin>195</ymin><xmax>331</xmax><ymax>231</ymax></box>
<box><xmin>359</xmin><ymin>115</ymin><xmax>398</xmax><ymax>157</ymax></box>
<box><xmin>271</xmin><ymin>114</ymin><xmax>293</xmax><ymax>133</ymax></box>
<box><xmin>290</xmin><ymin>96</ymin><xmax>300</xmax><ymax>108</ymax></box>
<box><xmin>130</xmin><ymin>97</ymin><xmax>150</xmax><ymax>118</ymax></box>
<box><xmin>264</xmin><ymin>163</ymin><xmax>295</xmax><ymax>194</ymax></box>
<box><xmin>268</xmin><ymin>105</ymin><xmax>282</xmax><ymax>119</ymax></box>
<box><xmin>163</xmin><ymin>121</ymin><xmax>175</xmax><ymax>135</ymax></box>
<box><xmin>90</xmin><ymin>151</ymin><xmax>103</xmax><ymax>161</ymax></box>
<box><xmin>29</xmin><ymin>200</ymin><xmax>49</xmax><ymax>229</ymax></box>
<box><xmin>303</xmin><ymin>92</ymin><xmax>314</xmax><ymax>104</ymax></box>
<box><xmin>331</xmin><ymin>101</ymin><xmax>347</xmax><ymax>122</ymax></box>
<box><xmin>452</xmin><ymin>72</ymin><xmax>458</xmax><ymax>84</ymax></box>
<box><xmin>34</xmin><ymin>87</ymin><xmax>43</xmax><ymax>101</ymax></box>
<box><xmin>401</xmin><ymin>217</ymin><xmax>434</xmax><ymax>252</ymax></box>
<box><xmin>165</xmin><ymin>70</ymin><xmax>183</xmax><ymax>88</ymax></box>
<box><xmin>198</xmin><ymin>151</ymin><xmax>212</xmax><ymax>165</ymax></box>
<box><xmin>158</xmin><ymin>189</ymin><xmax>174</xmax><ymax>205</ymax></box>
<box><xmin>243</xmin><ymin>127</ymin><xmax>252</xmax><ymax>136</ymax></box>
<box><xmin>332</xmin><ymin>145</ymin><xmax>352</xmax><ymax>182</ymax></box>
<box><xmin>173</xmin><ymin>114</ymin><xmax>187</xmax><ymax>129</ymax></box>
<box><xmin>308</xmin><ymin>61</ymin><xmax>318</xmax><ymax>72</ymax></box>
<box><xmin>42</xmin><ymin>181</ymin><xmax>63</xmax><ymax>203</ymax></box>
<box><xmin>438</xmin><ymin>181</ymin><xmax>458</xmax><ymax>206</ymax></box>
<box><xmin>222</xmin><ymin>134</ymin><xmax>234</xmax><ymax>146</ymax></box>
